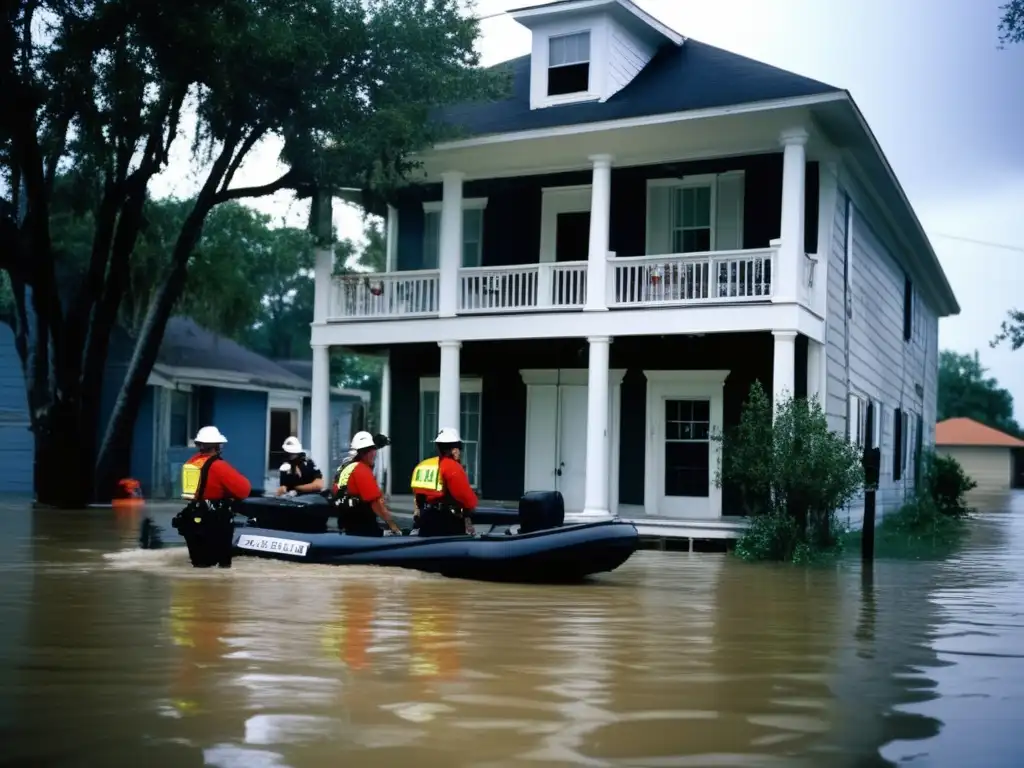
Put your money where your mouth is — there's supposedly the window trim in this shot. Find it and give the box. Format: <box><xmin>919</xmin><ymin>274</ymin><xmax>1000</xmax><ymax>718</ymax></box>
<box><xmin>646</xmin><ymin>175</ymin><xmax>719</xmax><ymax>255</ymax></box>
<box><xmin>418</xmin><ymin>376</ymin><xmax>483</xmax><ymax>491</ymax></box>
<box><xmin>422</xmin><ymin>198</ymin><xmax>488</xmax><ymax>269</ymax></box>
<box><xmin>546</xmin><ymin>30</ymin><xmax>592</xmax><ymax>98</ymax></box>
<box><xmin>168</xmin><ymin>387</ymin><xmax>196</xmax><ymax>448</ymax></box>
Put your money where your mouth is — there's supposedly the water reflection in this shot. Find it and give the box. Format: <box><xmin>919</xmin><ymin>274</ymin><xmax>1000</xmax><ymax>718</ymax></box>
<box><xmin>1</xmin><ymin>497</ymin><xmax>1023</xmax><ymax>765</ymax></box>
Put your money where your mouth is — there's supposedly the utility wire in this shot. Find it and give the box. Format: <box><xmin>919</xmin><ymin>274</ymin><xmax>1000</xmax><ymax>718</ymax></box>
<box><xmin>930</xmin><ymin>232</ymin><xmax>1024</xmax><ymax>254</ymax></box>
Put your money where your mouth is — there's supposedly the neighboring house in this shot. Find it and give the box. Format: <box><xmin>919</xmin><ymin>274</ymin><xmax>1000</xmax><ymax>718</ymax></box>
<box><xmin>301</xmin><ymin>0</ymin><xmax>958</xmax><ymax>527</ymax></box>
<box><xmin>0</xmin><ymin>317</ymin><xmax>370</xmax><ymax>499</ymax></box>
<box><xmin>935</xmin><ymin>417</ymin><xmax>1024</xmax><ymax>494</ymax></box>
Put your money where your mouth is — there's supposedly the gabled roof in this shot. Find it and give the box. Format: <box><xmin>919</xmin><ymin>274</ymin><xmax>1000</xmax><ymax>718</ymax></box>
<box><xmin>935</xmin><ymin>417</ymin><xmax>1024</xmax><ymax>448</ymax></box>
<box><xmin>153</xmin><ymin>317</ymin><xmax>310</xmax><ymax>393</ymax></box>
<box><xmin>273</xmin><ymin>359</ymin><xmax>372</xmax><ymax>401</ymax></box>
<box><xmin>508</xmin><ymin>0</ymin><xmax>684</xmax><ymax>47</ymax></box>
<box><xmin>438</xmin><ymin>39</ymin><xmax>839</xmax><ymax>139</ymax></box>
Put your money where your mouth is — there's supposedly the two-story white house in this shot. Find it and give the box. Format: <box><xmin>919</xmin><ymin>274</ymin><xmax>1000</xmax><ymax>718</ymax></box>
<box><xmin>307</xmin><ymin>0</ymin><xmax>959</xmax><ymax>533</ymax></box>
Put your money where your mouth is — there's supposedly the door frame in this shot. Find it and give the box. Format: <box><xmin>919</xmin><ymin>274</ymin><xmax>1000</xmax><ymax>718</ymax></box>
<box><xmin>643</xmin><ymin>370</ymin><xmax>730</xmax><ymax>519</ymax></box>
<box><xmin>520</xmin><ymin>368</ymin><xmax>625</xmax><ymax>516</ymax></box>
<box><xmin>267</xmin><ymin>390</ymin><xmax>304</xmax><ymax>489</ymax></box>
<box><xmin>539</xmin><ymin>185</ymin><xmax>592</xmax><ymax>264</ymax></box>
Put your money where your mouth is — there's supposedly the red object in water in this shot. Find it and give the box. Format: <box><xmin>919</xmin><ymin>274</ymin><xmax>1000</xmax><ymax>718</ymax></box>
<box><xmin>113</xmin><ymin>478</ymin><xmax>144</xmax><ymax>511</ymax></box>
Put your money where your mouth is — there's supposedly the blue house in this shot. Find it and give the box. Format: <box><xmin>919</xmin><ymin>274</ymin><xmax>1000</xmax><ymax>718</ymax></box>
<box><xmin>0</xmin><ymin>317</ymin><xmax>370</xmax><ymax>499</ymax></box>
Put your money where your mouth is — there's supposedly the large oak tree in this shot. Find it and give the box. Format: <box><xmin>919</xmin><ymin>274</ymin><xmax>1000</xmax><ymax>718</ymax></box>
<box><xmin>0</xmin><ymin>0</ymin><xmax>503</xmax><ymax>505</ymax></box>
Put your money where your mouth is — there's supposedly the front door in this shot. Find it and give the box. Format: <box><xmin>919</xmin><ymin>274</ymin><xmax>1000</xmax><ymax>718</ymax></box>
<box><xmin>659</xmin><ymin>398</ymin><xmax>712</xmax><ymax>518</ymax></box>
<box><xmin>523</xmin><ymin>383</ymin><xmax>588</xmax><ymax>512</ymax></box>
<box><xmin>555</xmin><ymin>211</ymin><xmax>591</xmax><ymax>262</ymax></box>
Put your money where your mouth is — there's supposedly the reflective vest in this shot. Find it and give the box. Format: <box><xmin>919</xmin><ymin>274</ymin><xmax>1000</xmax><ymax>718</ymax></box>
<box><xmin>336</xmin><ymin>461</ymin><xmax>359</xmax><ymax>493</ymax></box>
<box><xmin>181</xmin><ymin>454</ymin><xmax>220</xmax><ymax>500</ymax></box>
<box><xmin>410</xmin><ymin>456</ymin><xmax>444</xmax><ymax>494</ymax></box>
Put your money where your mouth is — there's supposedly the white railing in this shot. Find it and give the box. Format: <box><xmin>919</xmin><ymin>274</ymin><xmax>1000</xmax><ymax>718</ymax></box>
<box><xmin>329</xmin><ymin>270</ymin><xmax>439</xmax><ymax>320</ymax></box>
<box><xmin>458</xmin><ymin>261</ymin><xmax>587</xmax><ymax>313</ymax></box>
<box><xmin>609</xmin><ymin>248</ymin><xmax>774</xmax><ymax>307</ymax></box>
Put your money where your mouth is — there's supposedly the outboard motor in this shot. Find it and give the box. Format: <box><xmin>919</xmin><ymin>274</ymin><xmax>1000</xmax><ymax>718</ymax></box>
<box><xmin>171</xmin><ymin>502</ymin><xmax>236</xmax><ymax>568</ymax></box>
<box><xmin>518</xmin><ymin>490</ymin><xmax>565</xmax><ymax>534</ymax></box>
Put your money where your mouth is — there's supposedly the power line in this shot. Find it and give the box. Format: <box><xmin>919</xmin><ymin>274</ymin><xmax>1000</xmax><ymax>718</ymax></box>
<box><xmin>930</xmin><ymin>232</ymin><xmax>1024</xmax><ymax>254</ymax></box>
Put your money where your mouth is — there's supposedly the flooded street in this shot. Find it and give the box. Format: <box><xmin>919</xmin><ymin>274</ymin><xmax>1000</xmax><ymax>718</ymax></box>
<box><xmin>2</xmin><ymin>497</ymin><xmax>1023</xmax><ymax>767</ymax></box>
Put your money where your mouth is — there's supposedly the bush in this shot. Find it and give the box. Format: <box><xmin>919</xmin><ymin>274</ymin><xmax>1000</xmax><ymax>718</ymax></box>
<box><xmin>868</xmin><ymin>450</ymin><xmax>976</xmax><ymax>554</ymax></box>
<box><xmin>717</xmin><ymin>382</ymin><xmax>864</xmax><ymax>563</ymax></box>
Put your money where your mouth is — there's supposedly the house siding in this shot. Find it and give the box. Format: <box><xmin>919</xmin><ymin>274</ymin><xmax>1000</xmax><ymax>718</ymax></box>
<box><xmin>607</xmin><ymin>22</ymin><xmax>657</xmax><ymax>98</ymax></box>
<box><xmin>0</xmin><ymin>324</ymin><xmax>32</xmax><ymax>495</ymax></box>
<box><xmin>393</xmin><ymin>154</ymin><xmax>819</xmax><ymax>270</ymax></box>
<box><xmin>826</xmin><ymin>184</ymin><xmax>940</xmax><ymax>529</ymax></box>
<box><xmin>211</xmin><ymin>388</ymin><xmax>269</xmax><ymax>493</ymax></box>
<box><xmin>388</xmin><ymin>333</ymin><xmax>775</xmax><ymax>509</ymax></box>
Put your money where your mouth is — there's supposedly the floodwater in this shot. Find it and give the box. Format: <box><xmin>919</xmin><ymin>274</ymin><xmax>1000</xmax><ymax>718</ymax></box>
<box><xmin>1</xmin><ymin>497</ymin><xmax>1023</xmax><ymax>767</ymax></box>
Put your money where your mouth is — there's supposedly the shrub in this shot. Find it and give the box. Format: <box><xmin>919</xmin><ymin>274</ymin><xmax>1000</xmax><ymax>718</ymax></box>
<box><xmin>717</xmin><ymin>382</ymin><xmax>864</xmax><ymax>562</ymax></box>
<box><xmin>920</xmin><ymin>450</ymin><xmax>976</xmax><ymax>519</ymax></box>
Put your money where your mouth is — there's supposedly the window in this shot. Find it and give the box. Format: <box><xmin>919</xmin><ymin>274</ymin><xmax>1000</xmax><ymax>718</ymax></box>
<box><xmin>169</xmin><ymin>389</ymin><xmax>194</xmax><ymax>447</ymax></box>
<box><xmin>847</xmin><ymin>393</ymin><xmax>866</xmax><ymax>449</ymax></box>
<box><xmin>422</xmin><ymin>201</ymin><xmax>486</xmax><ymax>269</ymax></box>
<box><xmin>671</xmin><ymin>185</ymin><xmax>713</xmax><ymax>253</ymax></box>
<box><xmin>664</xmin><ymin>399</ymin><xmax>711</xmax><ymax>498</ymax></box>
<box><xmin>893</xmin><ymin>407</ymin><xmax>904</xmax><ymax>481</ymax></box>
<box><xmin>903</xmin><ymin>275</ymin><xmax>913</xmax><ymax>342</ymax></box>
<box><xmin>268</xmin><ymin>408</ymin><xmax>298</xmax><ymax>471</ymax></box>
<box><xmin>548</xmin><ymin>31</ymin><xmax>590</xmax><ymax>96</ymax></box>
<box><xmin>419</xmin><ymin>379</ymin><xmax>482</xmax><ymax>490</ymax></box>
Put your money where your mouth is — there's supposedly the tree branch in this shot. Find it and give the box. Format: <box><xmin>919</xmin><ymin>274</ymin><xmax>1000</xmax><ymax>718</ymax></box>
<box><xmin>220</xmin><ymin>125</ymin><xmax>266</xmax><ymax>194</ymax></box>
<box><xmin>213</xmin><ymin>170</ymin><xmax>297</xmax><ymax>205</ymax></box>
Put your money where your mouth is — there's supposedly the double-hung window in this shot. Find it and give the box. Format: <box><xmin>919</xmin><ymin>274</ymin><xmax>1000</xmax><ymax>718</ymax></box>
<box><xmin>422</xmin><ymin>199</ymin><xmax>486</xmax><ymax>269</ymax></box>
<box><xmin>419</xmin><ymin>377</ymin><xmax>482</xmax><ymax>490</ymax></box>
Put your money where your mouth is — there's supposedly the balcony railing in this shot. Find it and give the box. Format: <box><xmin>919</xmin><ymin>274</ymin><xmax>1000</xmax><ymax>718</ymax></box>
<box><xmin>326</xmin><ymin>247</ymin><xmax>777</xmax><ymax>321</ymax></box>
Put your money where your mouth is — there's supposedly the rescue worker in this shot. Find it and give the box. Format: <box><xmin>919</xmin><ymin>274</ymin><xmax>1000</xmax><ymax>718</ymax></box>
<box><xmin>275</xmin><ymin>436</ymin><xmax>324</xmax><ymax>496</ymax></box>
<box><xmin>410</xmin><ymin>427</ymin><xmax>478</xmax><ymax>537</ymax></box>
<box><xmin>335</xmin><ymin>433</ymin><xmax>391</xmax><ymax>477</ymax></box>
<box><xmin>180</xmin><ymin>426</ymin><xmax>252</xmax><ymax>502</ymax></box>
<box><xmin>334</xmin><ymin>431</ymin><xmax>402</xmax><ymax>537</ymax></box>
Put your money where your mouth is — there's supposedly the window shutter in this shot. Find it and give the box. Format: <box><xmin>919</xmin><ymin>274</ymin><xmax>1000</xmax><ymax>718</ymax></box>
<box><xmin>893</xmin><ymin>407</ymin><xmax>903</xmax><ymax>481</ymax></box>
<box><xmin>714</xmin><ymin>171</ymin><xmax>745</xmax><ymax>251</ymax></box>
<box><xmin>646</xmin><ymin>184</ymin><xmax>672</xmax><ymax>255</ymax></box>
<box><xmin>423</xmin><ymin>211</ymin><xmax>440</xmax><ymax>269</ymax></box>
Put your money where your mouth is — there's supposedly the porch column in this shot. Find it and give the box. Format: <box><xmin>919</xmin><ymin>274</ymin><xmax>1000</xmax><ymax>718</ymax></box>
<box><xmin>776</xmin><ymin>127</ymin><xmax>809</xmax><ymax>304</ymax></box>
<box><xmin>378</xmin><ymin>351</ymin><xmax>392</xmax><ymax>494</ymax></box>
<box><xmin>581</xmin><ymin>336</ymin><xmax>613</xmax><ymax>519</ymax></box>
<box><xmin>438</xmin><ymin>171</ymin><xmax>464</xmax><ymax>317</ymax></box>
<box><xmin>807</xmin><ymin>338</ymin><xmax>825</xmax><ymax>407</ymax></box>
<box><xmin>312</xmin><ymin>192</ymin><xmax>334</xmax><ymax>324</ymax></box>
<box><xmin>437</xmin><ymin>340</ymin><xmax>461</xmax><ymax>434</ymax></box>
<box><xmin>385</xmin><ymin>204</ymin><xmax>398</xmax><ymax>273</ymax></box>
<box><xmin>310</xmin><ymin>344</ymin><xmax>331</xmax><ymax>471</ymax></box>
<box><xmin>585</xmin><ymin>154</ymin><xmax>613</xmax><ymax>311</ymax></box>
<box><xmin>772</xmin><ymin>331</ymin><xmax>797</xmax><ymax>417</ymax></box>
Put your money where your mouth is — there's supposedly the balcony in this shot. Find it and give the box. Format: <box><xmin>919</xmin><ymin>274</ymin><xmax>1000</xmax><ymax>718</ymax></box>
<box><xmin>327</xmin><ymin>247</ymin><xmax>778</xmax><ymax>321</ymax></box>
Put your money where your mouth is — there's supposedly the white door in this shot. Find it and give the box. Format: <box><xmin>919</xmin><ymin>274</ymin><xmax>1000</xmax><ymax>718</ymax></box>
<box><xmin>523</xmin><ymin>384</ymin><xmax>587</xmax><ymax>512</ymax></box>
<box><xmin>659</xmin><ymin>397</ymin><xmax>713</xmax><ymax>518</ymax></box>
<box><xmin>556</xmin><ymin>386</ymin><xmax>588</xmax><ymax>511</ymax></box>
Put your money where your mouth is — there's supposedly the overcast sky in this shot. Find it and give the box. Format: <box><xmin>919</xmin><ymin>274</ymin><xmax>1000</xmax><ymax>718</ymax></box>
<box><xmin>152</xmin><ymin>0</ymin><xmax>1024</xmax><ymax>420</ymax></box>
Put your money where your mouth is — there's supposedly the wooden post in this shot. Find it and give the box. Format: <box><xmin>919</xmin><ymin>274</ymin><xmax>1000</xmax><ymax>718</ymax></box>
<box><xmin>861</xmin><ymin>401</ymin><xmax>880</xmax><ymax>564</ymax></box>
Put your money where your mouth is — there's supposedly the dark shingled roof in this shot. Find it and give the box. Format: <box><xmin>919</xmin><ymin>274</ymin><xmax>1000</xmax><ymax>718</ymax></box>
<box><xmin>437</xmin><ymin>40</ymin><xmax>839</xmax><ymax>139</ymax></box>
<box><xmin>156</xmin><ymin>317</ymin><xmax>309</xmax><ymax>392</ymax></box>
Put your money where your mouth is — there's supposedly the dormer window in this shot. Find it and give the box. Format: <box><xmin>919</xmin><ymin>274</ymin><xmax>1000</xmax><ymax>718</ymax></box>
<box><xmin>547</xmin><ymin>31</ymin><xmax>591</xmax><ymax>96</ymax></box>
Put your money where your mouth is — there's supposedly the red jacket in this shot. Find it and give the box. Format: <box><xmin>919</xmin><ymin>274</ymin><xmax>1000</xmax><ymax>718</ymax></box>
<box><xmin>420</xmin><ymin>457</ymin><xmax>478</xmax><ymax>510</ymax></box>
<box><xmin>185</xmin><ymin>453</ymin><xmax>252</xmax><ymax>500</ymax></box>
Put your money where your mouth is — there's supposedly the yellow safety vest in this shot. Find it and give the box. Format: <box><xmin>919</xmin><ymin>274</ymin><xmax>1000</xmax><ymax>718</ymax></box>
<box><xmin>181</xmin><ymin>454</ymin><xmax>216</xmax><ymax>500</ymax></box>
<box><xmin>410</xmin><ymin>456</ymin><xmax>444</xmax><ymax>494</ymax></box>
<box><xmin>335</xmin><ymin>461</ymin><xmax>359</xmax><ymax>492</ymax></box>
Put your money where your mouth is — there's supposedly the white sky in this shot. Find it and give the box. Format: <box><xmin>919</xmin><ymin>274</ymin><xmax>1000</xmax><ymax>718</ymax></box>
<box><xmin>150</xmin><ymin>0</ymin><xmax>1024</xmax><ymax>419</ymax></box>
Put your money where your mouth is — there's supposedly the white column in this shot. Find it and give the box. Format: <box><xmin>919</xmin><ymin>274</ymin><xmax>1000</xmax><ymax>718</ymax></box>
<box><xmin>581</xmin><ymin>336</ymin><xmax>612</xmax><ymax>520</ymax></box>
<box><xmin>312</xmin><ymin>245</ymin><xmax>333</xmax><ymax>323</ymax></box>
<box><xmin>437</xmin><ymin>341</ymin><xmax>461</xmax><ymax>434</ymax></box>
<box><xmin>772</xmin><ymin>331</ymin><xmax>797</xmax><ymax>417</ymax></box>
<box><xmin>776</xmin><ymin>127</ymin><xmax>809</xmax><ymax>304</ymax></box>
<box><xmin>807</xmin><ymin>339</ymin><xmax>824</xmax><ymax>407</ymax></box>
<box><xmin>378</xmin><ymin>351</ymin><xmax>392</xmax><ymax>493</ymax></box>
<box><xmin>310</xmin><ymin>344</ymin><xmax>331</xmax><ymax>471</ymax></box>
<box><xmin>385</xmin><ymin>204</ymin><xmax>398</xmax><ymax>273</ymax></box>
<box><xmin>438</xmin><ymin>171</ymin><xmax>464</xmax><ymax>317</ymax></box>
<box><xmin>585</xmin><ymin>154</ymin><xmax>613</xmax><ymax>312</ymax></box>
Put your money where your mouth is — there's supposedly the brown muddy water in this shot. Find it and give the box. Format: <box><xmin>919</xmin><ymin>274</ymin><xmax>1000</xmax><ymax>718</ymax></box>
<box><xmin>1</xmin><ymin>496</ymin><xmax>1023</xmax><ymax>767</ymax></box>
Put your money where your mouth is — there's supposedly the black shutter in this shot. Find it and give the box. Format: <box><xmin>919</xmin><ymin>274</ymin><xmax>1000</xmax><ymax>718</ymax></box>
<box><xmin>893</xmin><ymin>407</ymin><xmax>903</xmax><ymax>481</ymax></box>
<box><xmin>903</xmin><ymin>276</ymin><xmax>913</xmax><ymax>341</ymax></box>
<box><xmin>914</xmin><ymin>412</ymin><xmax>924</xmax><ymax>489</ymax></box>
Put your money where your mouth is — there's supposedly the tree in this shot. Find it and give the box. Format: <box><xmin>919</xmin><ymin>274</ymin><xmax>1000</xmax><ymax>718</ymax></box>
<box><xmin>938</xmin><ymin>350</ymin><xmax>1021</xmax><ymax>435</ymax></box>
<box><xmin>999</xmin><ymin>1</ymin><xmax>1024</xmax><ymax>46</ymax></box>
<box><xmin>1</xmin><ymin>0</ymin><xmax>505</xmax><ymax>505</ymax></box>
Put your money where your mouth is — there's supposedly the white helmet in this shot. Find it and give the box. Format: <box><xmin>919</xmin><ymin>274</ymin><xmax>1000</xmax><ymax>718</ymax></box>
<box><xmin>194</xmin><ymin>425</ymin><xmax>228</xmax><ymax>445</ymax></box>
<box><xmin>350</xmin><ymin>431</ymin><xmax>376</xmax><ymax>451</ymax></box>
<box><xmin>281</xmin><ymin>436</ymin><xmax>304</xmax><ymax>454</ymax></box>
<box><xmin>435</xmin><ymin>427</ymin><xmax>461</xmax><ymax>444</ymax></box>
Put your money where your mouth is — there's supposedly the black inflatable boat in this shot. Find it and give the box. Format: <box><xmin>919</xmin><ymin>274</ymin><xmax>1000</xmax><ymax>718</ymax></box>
<box><xmin>170</xmin><ymin>491</ymin><xmax>640</xmax><ymax>583</ymax></box>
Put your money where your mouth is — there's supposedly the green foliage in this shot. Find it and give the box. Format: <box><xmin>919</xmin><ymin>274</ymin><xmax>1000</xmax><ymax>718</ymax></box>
<box><xmin>939</xmin><ymin>349</ymin><xmax>1021</xmax><ymax>436</ymax></box>
<box><xmin>999</xmin><ymin>1</ymin><xmax>1024</xmax><ymax>46</ymax></box>
<box><xmin>849</xmin><ymin>450</ymin><xmax>976</xmax><ymax>558</ymax></box>
<box><xmin>717</xmin><ymin>381</ymin><xmax>864</xmax><ymax>563</ymax></box>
